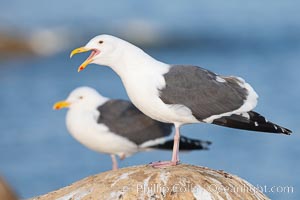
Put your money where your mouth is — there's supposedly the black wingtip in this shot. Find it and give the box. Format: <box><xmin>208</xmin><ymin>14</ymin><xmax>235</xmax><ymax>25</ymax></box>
<box><xmin>179</xmin><ymin>136</ymin><xmax>212</xmax><ymax>150</ymax></box>
<box><xmin>268</xmin><ymin>121</ymin><xmax>292</xmax><ymax>135</ymax></box>
<box><xmin>212</xmin><ymin>111</ymin><xmax>293</xmax><ymax>135</ymax></box>
<box><xmin>280</xmin><ymin>127</ymin><xmax>292</xmax><ymax>135</ymax></box>
<box><xmin>149</xmin><ymin>136</ymin><xmax>212</xmax><ymax>151</ymax></box>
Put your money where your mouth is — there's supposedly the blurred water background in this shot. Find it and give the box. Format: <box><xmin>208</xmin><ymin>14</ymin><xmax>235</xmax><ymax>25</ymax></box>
<box><xmin>0</xmin><ymin>1</ymin><xmax>299</xmax><ymax>199</ymax></box>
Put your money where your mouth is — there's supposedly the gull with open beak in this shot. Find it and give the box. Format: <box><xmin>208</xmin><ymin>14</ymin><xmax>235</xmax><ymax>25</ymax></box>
<box><xmin>70</xmin><ymin>34</ymin><xmax>291</xmax><ymax>168</ymax></box>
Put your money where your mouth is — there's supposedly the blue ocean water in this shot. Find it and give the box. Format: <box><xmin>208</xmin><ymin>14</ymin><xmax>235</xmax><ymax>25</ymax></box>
<box><xmin>0</xmin><ymin>1</ymin><xmax>299</xmax><ymax>199</ymax></box>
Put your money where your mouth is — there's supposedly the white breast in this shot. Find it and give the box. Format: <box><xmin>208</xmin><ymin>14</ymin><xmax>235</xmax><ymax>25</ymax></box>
<box><xmin>66</xmin><ymin>109</ymin><xmax>138</xmax><ymax>157</ymax></box>
<box><xmin>121</xmin><ymin>66</ymin><xmax>199</xmax><ymax>126</ymax></box>
<box><xmin>110</xmin><ymin>45</ymin><xmax>199</xmax><ymax>126</ymax></box>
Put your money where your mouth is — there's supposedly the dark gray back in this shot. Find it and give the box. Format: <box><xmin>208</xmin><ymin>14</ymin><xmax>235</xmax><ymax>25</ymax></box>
<box><xmin>159</xmin><ymin>65</ymin><xmax>248</xmax><ymax>120</ymax></box>
<box><xmin>97</xmin><ymin>100</ymin><xmax>173</xmax><ymax>145</ymax></box>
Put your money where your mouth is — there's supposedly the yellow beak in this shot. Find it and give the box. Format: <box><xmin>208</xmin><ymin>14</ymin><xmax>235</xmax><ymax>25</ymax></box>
<box><xmin>53</xmin><ymin>101</ymin><xmax>71</xmax><ymax>110</ymax></box>
<box><xmin>70</xmin><ymin>47</ymin><xmax>93</xmax><ymax>72</ymax></box>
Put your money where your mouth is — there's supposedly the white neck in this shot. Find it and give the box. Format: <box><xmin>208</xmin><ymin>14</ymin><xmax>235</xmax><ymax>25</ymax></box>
<box><xmin>108</xmin><ymin>42</ymin><xmax>169</xmax><ymax>78</ymax></box>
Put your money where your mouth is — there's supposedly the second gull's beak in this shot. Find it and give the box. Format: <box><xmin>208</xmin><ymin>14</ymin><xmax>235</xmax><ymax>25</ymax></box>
<box><xmin>53</xmin><ymin>101</ymin><xmax>71</xmax><ymax>110</ymax></box>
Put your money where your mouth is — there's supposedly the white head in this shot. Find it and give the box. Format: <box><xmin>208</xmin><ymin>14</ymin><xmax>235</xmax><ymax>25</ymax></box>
<box><xmin>70</xmin><ymin>34</ymin><xmax>143</xmax><ymax>72</ymax></box>
<box><xmin>53</xmin><ymin>87</ymin><xmax>108</xmax><ymax>111</ymax></box>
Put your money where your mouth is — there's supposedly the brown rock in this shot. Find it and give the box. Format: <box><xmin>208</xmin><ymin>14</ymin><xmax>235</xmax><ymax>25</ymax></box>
<box><xmin>0</xmin><ymin>32</ymin><xmax>34</xmax><ymax>59</ymax></box>
<box><xmin>31</xmin><ymin>164</ymin><xmax>269</xmax><ymax>200</ymax></box>
<box><xmin>0</xmin><ymin>177</ymin><xmax>18</xmax><ymax>200</ymax></box>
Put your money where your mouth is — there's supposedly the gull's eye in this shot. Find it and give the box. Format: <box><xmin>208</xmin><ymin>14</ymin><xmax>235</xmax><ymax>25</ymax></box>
<box><xmin>79</xmin><ymin>96</ymin><xmax>83</xmax><ymax>99</ymax></box>
<box><xmin>99</xmin><ymin>40</ymin><xmax>103</xmax><ymax>44</ymax></box>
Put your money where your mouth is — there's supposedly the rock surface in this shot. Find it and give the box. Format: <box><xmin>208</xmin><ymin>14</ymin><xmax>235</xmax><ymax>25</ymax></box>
<box><xmin>0</xmin><ymin>32</ymin><xmax>34</xmax><ymax>59</ymax></box>
<box><xmin>31</xmin><ymin>164</ymin><xmax>269</xmax><ymax>200</ymax></box>
<box><xmin>0</xmin><ymin>177</ymin><xmax>18</xmax><ymax>200</ymax></box>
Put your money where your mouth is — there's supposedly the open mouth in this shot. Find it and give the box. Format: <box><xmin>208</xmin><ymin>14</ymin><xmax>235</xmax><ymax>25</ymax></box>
<box><xmin>86</xmin><ymin>49</ymin><xmax>100</xmax><ymax>61</ymax></box>
<box><xmin>70</xmin><ymin>47</ymin><xmax>101</xmax><ymax>72</ymax></box>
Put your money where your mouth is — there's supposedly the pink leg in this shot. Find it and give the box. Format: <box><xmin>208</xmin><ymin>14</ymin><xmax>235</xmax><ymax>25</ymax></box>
<box><xmin>111</xmin><ymin>154</ymin><xmax>118</xmax><ymax>170</ymax></box>
<box><xmin>172</xmin><ymin>125</ymin><xmax>180</xmax><ymax>162</ymax></box>
<box><xmin>150</xmin><ymin>125</ymin><xmax>181</xmax><ymax>168</ymax></box>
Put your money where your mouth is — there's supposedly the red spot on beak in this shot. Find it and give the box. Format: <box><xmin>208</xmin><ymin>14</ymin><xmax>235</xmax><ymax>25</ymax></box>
<box><xmin>79</xmin><ymin>66</ymin><xmax>84</xmax><ymax>71</ymax></box>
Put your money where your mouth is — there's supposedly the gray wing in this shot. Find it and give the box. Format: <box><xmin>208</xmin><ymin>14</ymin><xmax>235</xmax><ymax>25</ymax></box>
<box><xmin>97</xmin><ymin>100</ymin><xmax>173</xmax><ymax>145</ymax></box>
<box><xmin>159</xmin><ymin>65</ymin><xmax>249</xmax><ymax>121</ymax></box>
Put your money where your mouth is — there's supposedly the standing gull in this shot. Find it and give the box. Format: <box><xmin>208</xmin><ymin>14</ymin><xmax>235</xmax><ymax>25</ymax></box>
<box><xmin>53</xmin><ymin>87</ymin><xmax>211</xmax><ymax>170</ymax></box>
<box><xmin>70</xmin><ymin>35</ymin><xmax>292</xmax><ymax>167</ymax></box>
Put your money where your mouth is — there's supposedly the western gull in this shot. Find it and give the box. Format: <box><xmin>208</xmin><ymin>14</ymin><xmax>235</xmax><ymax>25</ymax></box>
<box><xmin>70</xmin><ymin>34</ymin><xmax>292</xmax><ymax>167</ymax></box>
<box><xmin>53</xmin><ymin>87</ymin><xmax>211</xmax><ymax>170</ymax></box>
